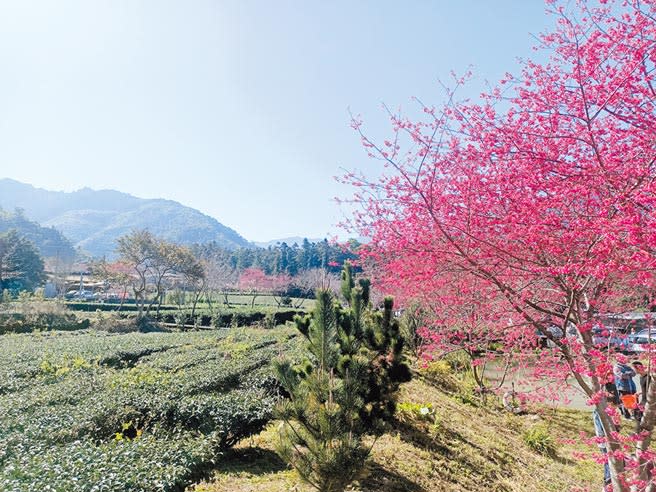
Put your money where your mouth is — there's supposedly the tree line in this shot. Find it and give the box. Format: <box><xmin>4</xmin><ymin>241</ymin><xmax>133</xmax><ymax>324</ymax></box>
<box><xmin>193</xmin><ymin>238</ymin><xmax>360</xmax><ymax>277</ymax></box>
<box><xmin>0</xmin><ymin>229</ymin><xmax>45</xmax><ymax>293</ymax></box>
<box><xmin>90</xmin><ymin>231</ymin><xmax>362</xmax><ymax>319</ymax></box>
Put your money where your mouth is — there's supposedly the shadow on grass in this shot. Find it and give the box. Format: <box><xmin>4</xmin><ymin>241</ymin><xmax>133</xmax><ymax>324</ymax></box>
<box><xmin>212</xmin><ymin>446</ymin><xmax>288</xmax><ymax>475</ymax></box>
<box><xmin>359</xmin><ymin>463</ymin><xmax>427</xmax><ymax>492</ymax></box>
<box><xmin>178</xmin><ymin>447</ymin><xmax>289</xmax><ymax>492</ymax></box>
<box><xmin>540</xmin><ymin>407</ymin><xmax>592</xmax><ymax>434</ymax></box>
<box><xmin>394</xmin><ymin>420</ymin><xmax>484</xmax><ymax>463</ymax></box>
<box><xmin>392</xmin><ymin>418</ymin><xmax>519</xmax><ymax>489</ymax></box>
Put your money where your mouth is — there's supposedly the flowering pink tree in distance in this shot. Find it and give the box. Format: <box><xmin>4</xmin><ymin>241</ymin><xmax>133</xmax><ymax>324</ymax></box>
<box><xmin>238</xmin><ymin>268</ymin><xmax>291</xmax><ymax>308</ymax></box>
<box><xmin>344</xmin><ymin>1</ymin><xmax>656</xmax><ymax>489</ymax></box>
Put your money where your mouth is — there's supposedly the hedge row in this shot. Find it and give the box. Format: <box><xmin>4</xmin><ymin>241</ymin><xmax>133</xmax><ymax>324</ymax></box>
<box><xmin>64</xmin><ymin>302</ymin><xmax>178</xmax><ymax>312</ymax></box>
<box><xmin>155</xmin><ymin>310</ymin><xmax>304</xmax><ymax>327</ymax></box>
<box><xmin>0</xmin><ymin>313</ymin><xmax>90</xmax><ymax>335</ymax></box>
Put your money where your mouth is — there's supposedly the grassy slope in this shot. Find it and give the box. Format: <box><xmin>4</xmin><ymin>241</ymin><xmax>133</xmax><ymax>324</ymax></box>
<box><xmin>190</xmin><ymin>376</ymin><xmax>599</xmax><ymax>492</ymax></box>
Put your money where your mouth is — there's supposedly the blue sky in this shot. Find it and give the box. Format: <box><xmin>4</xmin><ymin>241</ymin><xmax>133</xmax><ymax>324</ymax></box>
<box><xmin>0</xmin><ymin>1</ymin><xmax>552</xmax><ymax>242</ymax></box>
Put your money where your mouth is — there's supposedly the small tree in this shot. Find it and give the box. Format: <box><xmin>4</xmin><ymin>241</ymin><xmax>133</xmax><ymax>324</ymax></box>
<box><xmin>268</xmin><ymin>273</ymin><xmax>293</xmax><ymax>308</ymax></box>
<box><xmin>238</xmin><ymin>267</ymin><xmax>269</xmax><ymax>308</ymax></box>
<box><xmin>360</xmin><ymin>296</ymin><xmax>411</xmax><ymax>427</ymax></box>
<box><xmin>290</xmin><ymin>268</ymin><xmax>341</xmax><ymax>308</ymax></box>
<box><xmin>275</xmin><ymin>290</ymin><xmax>369</xmax><ymax>492</ymax></box>
<box><xmin>115</xmin><ymin>230</ymin><xmax>157</xmax><ymax>318</ymax></box>
<box><xmin>115</xmin><ymin>230</ymin><xmax>205</xmax><ymax>319</ymax></box>
<box><xmin>201</xmin><ymin>253</ymin><xmax>238</xmax><ymax>309</ymax></box>
<box><xmin>274</xmin><ymin>266</ymin><xmax>410</xmax><ymax>492</ymax></box>
<box><xmin>180</xmin><ymin>259</ymin><xmax>206</xmax><ymax>321</ymax></box>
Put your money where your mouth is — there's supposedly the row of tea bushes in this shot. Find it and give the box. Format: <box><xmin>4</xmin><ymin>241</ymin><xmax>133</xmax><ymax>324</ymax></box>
<box><xmin>0</xmin><ymin>327</ymin><xmax>299</xmax><ymax>491</ymax></box>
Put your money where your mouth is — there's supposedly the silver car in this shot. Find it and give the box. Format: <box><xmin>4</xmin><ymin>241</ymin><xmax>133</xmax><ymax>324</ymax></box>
<box><xmin>624</xmin><ymin>329</ymin><xmax>656</xmax><ymax>354</ymax></box>
<box><xmin>591</xmin><ymin>325</ymin><xmax>629</xmax><ymax>350</ymax></box>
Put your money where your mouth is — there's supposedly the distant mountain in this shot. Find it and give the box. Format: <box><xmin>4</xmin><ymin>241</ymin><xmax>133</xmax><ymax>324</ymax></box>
<box><xmin>0</xmin><ymin>179</ymin><xmax>251</xmax><ymax>258</ymax></box>
<box><xmin>0</xmin><ymin>208</ymin><xmax>76</xmax><ymax>260</ymax></box>
<box><xmin>254</xmin><ymin>237</ymin><xmax>325</xmax><ymax>248</ymax></box>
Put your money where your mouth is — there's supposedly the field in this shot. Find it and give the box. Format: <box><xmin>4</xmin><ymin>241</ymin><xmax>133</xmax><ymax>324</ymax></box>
<box><xmin>0</xmin><ymin>321</ymin><xmax>605</xmax><ymax>492</ymax></box>
<box><xmin>191</xmin><ymin>373</ymin><xmax>601</xmax><ymax>492</ymax></box>
<box><xmin>0</xmin><ymin>326</ymin><xmax>299</xmax><ymax>492</ymax></box>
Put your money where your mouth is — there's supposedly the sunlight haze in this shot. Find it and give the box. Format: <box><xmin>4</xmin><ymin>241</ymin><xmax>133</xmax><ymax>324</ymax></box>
<box><xmin>0</xmin><ymin>0</ymin><xmax>551</xmax><ymax>241</ymax></box>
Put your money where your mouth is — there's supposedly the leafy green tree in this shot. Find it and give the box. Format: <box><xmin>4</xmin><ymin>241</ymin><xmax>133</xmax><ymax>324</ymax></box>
<box><xmin>0</xmin><ymin>230</ymin><xmax>45</xmax><ymax>292</ymax></box>
<box><xmin>146</xmin><ymin>240</ymin><xmax>203</xmax><ymax>316</ymax></box>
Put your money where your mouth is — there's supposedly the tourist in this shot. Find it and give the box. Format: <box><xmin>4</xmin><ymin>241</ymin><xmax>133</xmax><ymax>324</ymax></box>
<box><xmin>614</xmin><ymin>361</ymin><xmax>637</xmax><ymax>419</ymax></box>
<box><xmin>593</xmin><ymin>382</ymin><xmax>621</xmax><ymax>491</ymax></box>
<box><xmin>631</xmin><ymin>361</ymin><xmax>650</xmax><ymax>429</ymax></box>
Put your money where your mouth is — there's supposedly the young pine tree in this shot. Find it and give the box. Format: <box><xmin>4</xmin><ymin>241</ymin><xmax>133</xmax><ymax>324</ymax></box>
<box><xmin>274</xmin><ymin>289</ymin><xmax>370</xmax><ymax>492</ymax></box>
<box><xmin>274</xmin><ymin>265</ymin><xmax>411</xmax><ymax>492</ymax></box>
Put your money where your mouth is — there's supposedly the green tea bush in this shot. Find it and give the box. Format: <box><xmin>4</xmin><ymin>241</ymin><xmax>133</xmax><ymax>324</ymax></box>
<box><xmin>92</xmin><ymin>311</ymin><xmax>143</xmax><ymax>333</ymax></box>
<box><xmin>0</xmin><ymin>327</ymin><xmax>301</xmax><ymax>491</ymax></box>
<box><xmin>259</xmin><ymin>311</ymin><xmax>276</xmax><ymax>329</ymax></box>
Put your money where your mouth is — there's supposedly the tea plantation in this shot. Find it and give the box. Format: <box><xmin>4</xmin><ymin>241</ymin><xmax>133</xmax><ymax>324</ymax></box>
<box><xmin>0</xmin><ymin>327</ymin><xmax>299</xmax><ymax>492</ymax></box>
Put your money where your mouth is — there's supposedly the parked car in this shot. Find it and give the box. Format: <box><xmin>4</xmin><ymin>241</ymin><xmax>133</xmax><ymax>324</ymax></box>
<box><xmin>536</xmin><ymin>325</ymin><xmax>564</xmax><ymax>348</ymax></box>
<box><xmin>624</xmin><ymin>329</ymin><xmax>656</xmax><ymax>354</ymax></box>
<box><xmin>591</xmin><ymin>325</ymin><xmax>629</xmax><ymax>351</ymax></box>
<box><xmin>64</xmin><ymin>290</ymin><xmax>96</xmax><ymax>301</ymax></box>
<box><xmin>538</xmin><ymin>322</ymin><xmax>630</xmax><ymax>350</ymax></box>
<box><xmin>602</xmin><ymin>312</ymin><xmax>655</xmax><ymax>333</ymax></box>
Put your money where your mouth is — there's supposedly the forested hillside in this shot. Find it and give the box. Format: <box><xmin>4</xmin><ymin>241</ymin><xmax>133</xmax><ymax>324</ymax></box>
<box><xmin>0</xmin><ymin>208</ymin><xmax>75</xmax><ymax>260</ymax></box>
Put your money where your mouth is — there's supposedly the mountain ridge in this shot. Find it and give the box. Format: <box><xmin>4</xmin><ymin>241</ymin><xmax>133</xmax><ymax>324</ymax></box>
<box><xmin>0</xmin><ymin>179</ymin><xmax>252</xmax><ymax>258</ymax></box>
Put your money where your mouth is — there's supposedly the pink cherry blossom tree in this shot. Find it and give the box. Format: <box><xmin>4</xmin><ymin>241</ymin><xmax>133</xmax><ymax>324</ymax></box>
<box><xmin>238</xmin><ymin>267</ymin><xmax>292</xmax><ymax>308</ymax></box>
<box><xmin>238</xmin><ymin>268</ymin><xmax>270</xmax><ymax>308</ymax></box>
<box><xmin>344</xmin><ymin>1</ymin><xmax>656</xmax><ymax>489</ymax></box>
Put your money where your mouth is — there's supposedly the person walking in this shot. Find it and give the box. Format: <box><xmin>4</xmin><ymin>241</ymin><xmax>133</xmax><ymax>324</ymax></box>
<box><xmin>614</xmin><ymin>361</ymin><xmax>637</xmax><ymax>419</ymax></box>
<box><xmin>631</xmin><ymin>360</ymin><xmax>650</xmax><ymax>429</ymax></box>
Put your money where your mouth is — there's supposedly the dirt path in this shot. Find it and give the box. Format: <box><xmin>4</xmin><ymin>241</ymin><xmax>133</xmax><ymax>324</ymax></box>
<box><xmin>483</xmin><ymin>360</ymin><xmax>639</xmax><ymax>411</ymax></box>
